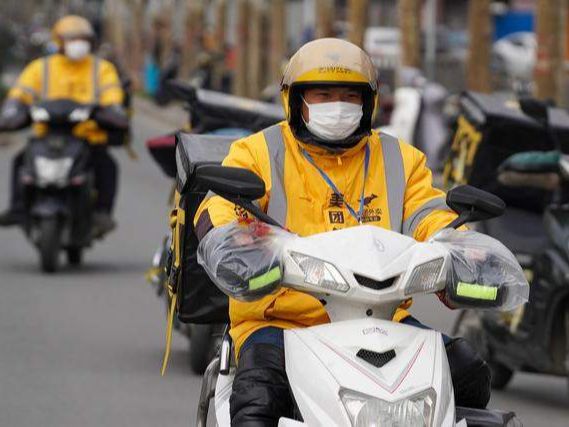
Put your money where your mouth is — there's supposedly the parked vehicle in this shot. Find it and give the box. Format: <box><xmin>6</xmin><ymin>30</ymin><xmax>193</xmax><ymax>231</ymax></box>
<box><xmin>448</xmin><ymin>95</ymin><xmax>569</xmax><ymax>394</ymax></box>
<box><xmin>492</xmin><ymin>32</ymin><xmax>536</xmax><ymax>96</ymax></box>
<box><xmin>381</xmin><ymin>67</ymin><xmax>450</xmax><ymax>171</ymax></box>
<box><xmin>193</xmin><ymin>166</ymin><xmax>526</xmax><ymax>426</ymax></box>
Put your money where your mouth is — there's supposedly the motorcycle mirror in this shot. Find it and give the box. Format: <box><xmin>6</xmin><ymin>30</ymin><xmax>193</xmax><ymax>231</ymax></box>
<box><xmin>446</xmin><ymin>185</ymin><xmax>505</xmax><ymax>229</ymax></box>
<box><xmin>194</xmin><ymin>165</ymin><xmax>265</xmax><ymax>201</ymax></box>
<box><xmin>194</xmin><ymin>165</ymin><xmax>283</xmax><ymax>228</ymax></box>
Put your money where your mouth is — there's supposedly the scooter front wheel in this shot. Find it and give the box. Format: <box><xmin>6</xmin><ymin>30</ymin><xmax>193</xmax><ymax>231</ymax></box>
<box><xmin>38</xmin><ymin>217</ymin><xmax>61</xmax><ymax>273</ymax></box>
<box><xmin>489</xmin><ymin>361</ymin><xmax>514</xmax><ymax>390</ymax></box>
<box><xmin>66</xmin><ymin>247</ymin><xmax>83</xmax><ymax>266</ymax></box>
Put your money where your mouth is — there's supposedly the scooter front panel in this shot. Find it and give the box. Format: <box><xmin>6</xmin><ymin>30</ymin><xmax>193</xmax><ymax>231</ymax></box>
<box><xmin>284</xmin><ymin>319</ymin><xmax>454</xmax><ymax>426</ymax></box>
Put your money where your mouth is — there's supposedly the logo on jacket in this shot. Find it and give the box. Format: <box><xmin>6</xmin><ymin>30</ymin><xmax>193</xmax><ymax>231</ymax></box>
<box><xmin>234</xmin><ymin>205</ymin><xmax>249</xmax><ymax>220</ymax></box>
<box><xmin>328</xmin><ymin>193</ymin><xmax>344</xmax><ymax>208</ymax></box>
<box><xmin>329</xmin><ymin>211</ymin><xmax>345</xmax><ymax>224</ymax></box>
<box><xmin>362</xmin><ymin>194</ymin><xmax>378</xmax><ymax>206</ymax></box>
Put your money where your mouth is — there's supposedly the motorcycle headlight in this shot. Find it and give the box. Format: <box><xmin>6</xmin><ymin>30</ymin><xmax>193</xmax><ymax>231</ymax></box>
<box><xmin>290</xmin><ymin>251</ymin><xmax>349</xmax><ymax>292</ymax></box>
<box><xmin>340</xmin><ymin>389</ymin><xmax>436</xmax><ymax>427</ymax></box>
<box><xmin>34</xmin><ymin>156</ymin><xmax>74</xmax><ymax>187</ymax></box>
<box><xmin>404</xmin><ymin>258</ymin><xmax>444</xmax><ymax>296</ymax></box>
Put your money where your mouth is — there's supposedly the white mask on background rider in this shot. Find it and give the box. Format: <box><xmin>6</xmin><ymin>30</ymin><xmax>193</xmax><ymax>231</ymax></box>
<box><xmin>63</xmin><ymin>39</ymin><xmax>91</xmax><ymax>61</ymax></box>
<box><xmin>301</xmin><ymin>86</ymin><xmax>364</xmax><ymax>141</ymax></box>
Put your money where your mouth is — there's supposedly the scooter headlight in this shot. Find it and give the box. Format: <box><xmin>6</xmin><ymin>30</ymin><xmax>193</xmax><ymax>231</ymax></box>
<box><xmin>289</xmin><ymin>252</ymin><xmax>349</xmax><ymax>292</ymax></box>
<box><xmin>340</xmin><ymin>388</ymin><xmax>436</xmax><ymax>427</ymax></box>
<box><xmin>404</xmin><ymin>258</ymin><xmax>444</xmax><ymax>296</ymax></box>
<box><xmin>34</xmin><ymin>156</ymin><xmax>73</xmax><ymax>187</ymax></box>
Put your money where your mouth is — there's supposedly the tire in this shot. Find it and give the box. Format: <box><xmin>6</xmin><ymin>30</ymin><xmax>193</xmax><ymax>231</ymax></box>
<box><xmin>490</xmin><ymin>361</ymin><xmax>514</xmax><ymax>390</ymax></box>
<box><xmin>66</xmin><ymin>248</ymin><xmax>83</xmax><ymax>266</ymax></box>
<box><xmin>189</xmin><ymin>324</ymin><xmax>216</xmax><ymax>375</ymax></box>
<box><xmin>453</xmin><ymin>310</ymin><xmax>514</xmax><ymax>390</ymax></box>
<box><xmin>38</xmin><ymin>218</ymin><xmax>61</xmax><ymax>273</ymax></box>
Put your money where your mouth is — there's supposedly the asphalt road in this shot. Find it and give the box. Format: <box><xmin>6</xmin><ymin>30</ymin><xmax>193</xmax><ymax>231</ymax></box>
<box><xmin>0</xmin><ymin>101</ymin><xmax>567</xmax><ymax>427</ymax></box>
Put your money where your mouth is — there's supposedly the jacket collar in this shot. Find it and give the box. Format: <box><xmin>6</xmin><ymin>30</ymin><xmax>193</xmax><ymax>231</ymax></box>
<box><xmin>54</xmin><ymin>53</ymin><xmax>93</xmax><ymax>67</ymax></box>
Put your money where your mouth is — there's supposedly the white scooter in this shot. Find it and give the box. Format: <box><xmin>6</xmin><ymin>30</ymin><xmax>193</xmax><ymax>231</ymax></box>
<box><xmin>194</xmin><ymin>165</ymin><xmax>526</xmax><ymax>427</ymax></box>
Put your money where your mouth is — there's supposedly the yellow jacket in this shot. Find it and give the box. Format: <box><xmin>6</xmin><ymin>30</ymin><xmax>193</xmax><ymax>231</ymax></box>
<box><xmin>195</xmin><ymin>122</ymin><xmax>457</xmax><ymax>355</ymax></box>
<box><xmin>8</xmin><ymin>53</ymin><xmax>124</xmax><ymax>144</ymax></box>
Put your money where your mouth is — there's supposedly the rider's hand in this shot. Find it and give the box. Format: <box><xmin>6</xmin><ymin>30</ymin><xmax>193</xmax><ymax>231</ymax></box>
<box><xmin>198</xmin><ymin>221</ymin><xmax>290</xmax><ymax>301</ymax></box>
<box><xmin>92</xmin><ymin>105</ymin><xmax>129</xmax><ymax>131</ymax></box>
<box><xmin>68</xmin><ymin>106</ymin><xmax>93</xmax><ymax>122</ymax></box>
<box><xmin>0</xmin><ymin>99</ymin><xmax>30</xmax><ymax>131</ymax></box>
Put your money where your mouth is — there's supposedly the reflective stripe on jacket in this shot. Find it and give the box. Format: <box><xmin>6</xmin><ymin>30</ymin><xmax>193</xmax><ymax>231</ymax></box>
<box><xmin>8</xmin><ymin>53</ymin><xmax>123</xmax><ymax>144</ymax></box>
<box><xmin>195</xmin><ymin>121</ymin><xmax>457</xmax><ymax>355</ymax></box>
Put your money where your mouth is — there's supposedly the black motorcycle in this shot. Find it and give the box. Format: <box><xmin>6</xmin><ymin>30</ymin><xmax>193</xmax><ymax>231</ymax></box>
<box><xmin>448</xmin><ymin>93</ymin><xmax>569</xmax><ymax>393</ymax></box>
<box><xmin>19</xmin><ymin>100</ymin><xmax>97</xmax><ymax>272</ymax></box>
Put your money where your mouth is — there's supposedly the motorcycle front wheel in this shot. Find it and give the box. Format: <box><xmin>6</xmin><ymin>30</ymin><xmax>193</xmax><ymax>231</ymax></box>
<box><xmin>66</xmin><ymin>247</ymin><xmax>83</xmax><ymax>266</ymax></box>
<box><xmin>38</xmin><ymin>217</ymin><xmax>62</xmax><ymax>273</ymax></box>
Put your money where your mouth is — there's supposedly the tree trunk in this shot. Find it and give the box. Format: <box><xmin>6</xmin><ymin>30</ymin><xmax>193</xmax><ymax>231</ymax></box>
<box><xmin>247</xmin><ymin>0</ymin><xmax>265</xmax><ymax>99</ymax></box>
<box><xmin>213</xmin><ymin>0</ymin><xmax>227</xmax><ymax>53</ymax></box>
<box><xmin>126</xmin><ymin>0</ymin><xmax>145</xmax><ymax>90</ymax></box>
<box><xmin>269</xmin><ymin>0</ymin><xmax>286</xmax><ymax>84</ymax></box>
<box><xmin>534</xmin><ymin>0</ymin><xmax>567</xmax><ymax>106</ymax></box>
<box><xmin>157</xmin><ymin>0</ymin><xmax>174</xmax><ymax>69</ymax></box>
<box><xmin>348</xmin><ymin>0</ymin><xmax>369</xmax><ymax>48</ymax></box>
<box><xmin>399</xmin><ymin>0</ymin><xmax>421</xmax><ymax>68</ymax></box>
<box><xmin>315</xmin><ymin>0</ymin><xmax>335</xmax><ymax>39</ymax></box>
<box><xmin>180</xmin><ymin>0</ymin><xmax>205</xmax><ymax>79</ymax></box>
<box><xmin>234</xmin><ymin>0</ymin><xmax>249</xmax><ymax>96</ymax></box>
<box><xmin>103</xmin><ymin>0</ymin><xmax>126</xmax><ymax>59</ymax></box>
<box><xmin>466</xmin><ymin>0</ymin><xmax>492</xmax><ymax>93</ymax></box>
<box><xmin>212</xmin><ymin>0</ymin><xmax>227</xmax><ymax>91</ymax></box>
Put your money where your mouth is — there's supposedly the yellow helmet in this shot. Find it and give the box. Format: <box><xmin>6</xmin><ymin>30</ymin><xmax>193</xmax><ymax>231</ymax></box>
<box><xmin>52</xmin><ymin>15</ymin><xmax>95</xmax><ymax>49</ymax></box>
<box><xmin>280</xmin><ymin>38</ymin><xmax>379</xmax><ymax>131</ymax></box>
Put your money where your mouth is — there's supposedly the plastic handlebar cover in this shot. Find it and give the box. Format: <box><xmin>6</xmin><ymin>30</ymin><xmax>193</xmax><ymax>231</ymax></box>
<box><xmin>432</xmin><ymin>229</ymin><xmax>528</xmax><ymax>311</ymax></box>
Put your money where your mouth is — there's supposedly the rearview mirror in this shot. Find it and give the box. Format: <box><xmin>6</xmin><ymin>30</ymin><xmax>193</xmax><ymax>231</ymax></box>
<box><xmin>194</xmin><ymin>165</ymin><xmax>265</xmax><ymax>201</ymax></box>
<box><xmin>446</xmin><ymin>185</ymin><xmax>505</xmax><ymax>229</ymax></box>
<box><xmin>193</xmin><ymin>165</ymin><xmax>283</xmax><ymax>228</ymax></box>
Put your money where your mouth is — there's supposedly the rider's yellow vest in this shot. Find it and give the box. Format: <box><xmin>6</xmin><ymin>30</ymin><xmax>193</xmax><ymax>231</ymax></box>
<box><xmin>8</xmin><ymin>53</ymin><xmax>123</xmax><ymax>144</ymax></box>
<box><xmin>195</xmin><ymin>122</ymin><xmax>458</xmax><ymax>355</ymax></box>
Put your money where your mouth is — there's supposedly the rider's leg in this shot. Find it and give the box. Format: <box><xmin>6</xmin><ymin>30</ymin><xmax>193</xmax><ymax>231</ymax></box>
<box><xmin>0</xmin><ymin>150</ymin><xmax>25</xmax><ymax>226</ymax></box>
<box><xmin>90</xmin><ymin>145</ymin><xmax>118</xmax><ymax>214</ymax></box>
<box><xmin>401</xmin><ymin>315</ymin><xmax>491</xmax><ymax>409</ymax></box>
<box><xmin>230</xmin><ymin>327</ymin><xmax>295</xmax><ymax>427</ymax></box>
<box><xmin>90</xmin><ymin>146</ymin><xmax>118</xmax><ymax>235</ymax></box>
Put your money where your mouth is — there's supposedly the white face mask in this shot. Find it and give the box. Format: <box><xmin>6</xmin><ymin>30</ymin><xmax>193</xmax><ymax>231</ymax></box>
<box><xmin>64</xmin><ymin>40</ymin><xmax>91</xmax><ymax>61</ymax></box>
<box><xmin>302</xmin><ymin>98</ymin><xmax>363</xmax><ymax>141</ymax></box>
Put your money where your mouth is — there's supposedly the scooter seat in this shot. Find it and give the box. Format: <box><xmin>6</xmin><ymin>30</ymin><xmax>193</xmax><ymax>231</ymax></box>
<box><xmin>479</xmin><ymin>208</ymin><xmax>548</xmax><ymax>261</ymax></box>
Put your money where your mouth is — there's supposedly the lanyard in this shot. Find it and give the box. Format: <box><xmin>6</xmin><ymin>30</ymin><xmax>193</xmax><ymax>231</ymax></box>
<box><xmin>302</xmin><ymin>144</ymin><xmax>370</xmax><ymax>224</ymax></box>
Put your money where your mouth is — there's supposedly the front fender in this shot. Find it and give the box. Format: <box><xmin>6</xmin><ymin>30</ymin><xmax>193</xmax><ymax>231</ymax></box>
<box><xmin>31</xmin><ymin>197</ymin><xmax>68</xmax><ymax>218</ymax></box>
